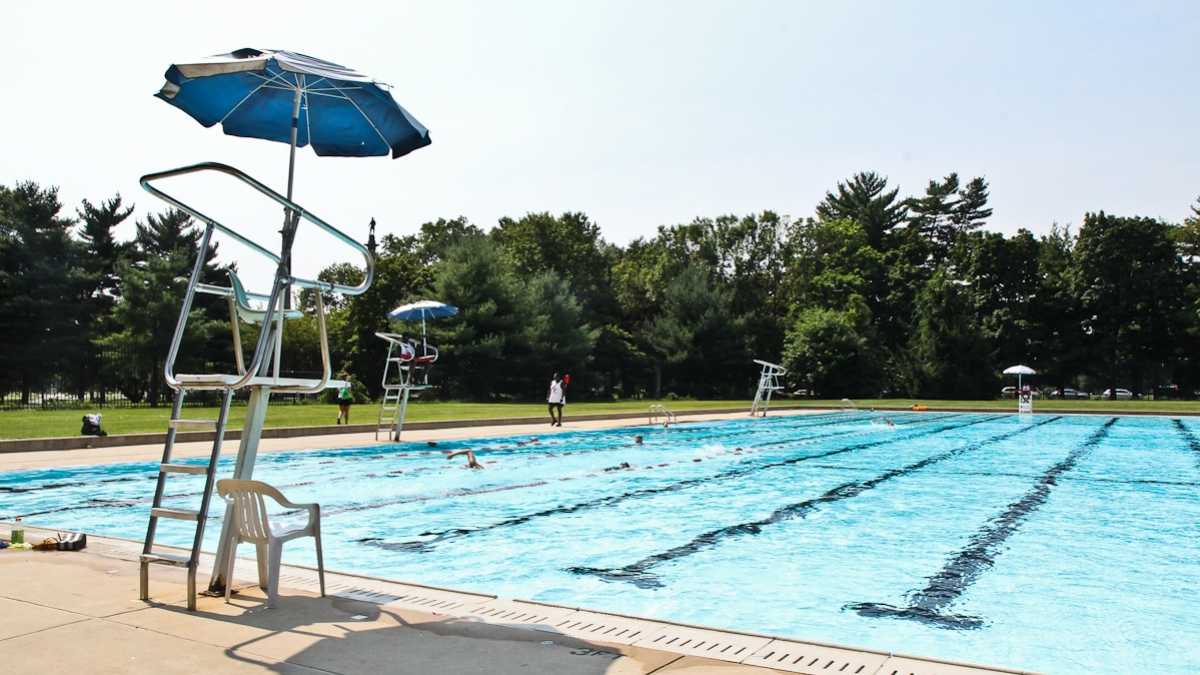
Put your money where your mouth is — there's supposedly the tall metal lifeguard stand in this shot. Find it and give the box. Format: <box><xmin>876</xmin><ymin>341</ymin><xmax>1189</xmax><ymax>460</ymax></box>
<box><xmin>750</xmin><ymin>359</ymin><xmax>787</xmax><ymax>417</ymax></box>
<box><xmin>135</xmin><ymin>163</ymin><xmax>374</xmax><ymax>610</ymax></box>
<box><xmin>374</xmin><ymin>300</ymin><xmax>456</xmax><ymax>441</ymax></box>
<box><xmin>374</xmin><ymin>333</ymin><xmax>435</xmax><ymax>441</ymax></box>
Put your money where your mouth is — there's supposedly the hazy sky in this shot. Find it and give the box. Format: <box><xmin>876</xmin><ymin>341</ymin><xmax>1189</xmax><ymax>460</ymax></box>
<box><xmin>3</xmin><ymin>1</ymin><xmax>1197</xmax><ymax>285</ymax></box>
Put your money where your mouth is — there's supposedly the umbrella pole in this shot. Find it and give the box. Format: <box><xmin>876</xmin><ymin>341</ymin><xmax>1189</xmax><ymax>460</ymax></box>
<box><xmin>281</xmin><ymin>74</ymin><xmax>304</xmax><ymax>311</ymax></box>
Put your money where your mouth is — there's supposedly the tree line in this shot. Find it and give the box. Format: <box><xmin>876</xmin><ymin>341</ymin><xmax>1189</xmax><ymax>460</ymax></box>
<box><xmin>2</xmin><ymin>172</ymin><xmax>1198</xmax><ymax>406</ymax></box>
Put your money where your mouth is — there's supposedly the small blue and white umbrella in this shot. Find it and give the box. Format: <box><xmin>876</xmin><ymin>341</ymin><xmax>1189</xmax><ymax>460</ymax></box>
<box><xmin>388</xmin><ymin>300</ymin><xmax>458</xmax><ymax>348</ymax></box>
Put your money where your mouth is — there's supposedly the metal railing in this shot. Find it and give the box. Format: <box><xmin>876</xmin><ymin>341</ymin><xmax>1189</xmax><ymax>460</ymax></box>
<box><xmin>139</xmin><ymin>162</ymin><xmax>374</xmax><ymax>395</ymax></box>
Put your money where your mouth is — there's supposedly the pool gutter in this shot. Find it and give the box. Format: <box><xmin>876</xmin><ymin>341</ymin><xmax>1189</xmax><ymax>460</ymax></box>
<box><xmin>1</xmin><ymin>523</ymin><xmax>1042</xmax><ymax>675</ymax></box>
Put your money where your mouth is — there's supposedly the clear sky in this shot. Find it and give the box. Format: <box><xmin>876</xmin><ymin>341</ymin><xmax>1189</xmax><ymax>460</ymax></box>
<box><xmin>2</xmin><ymin>1</ymin><xmax>1197</xmax><ymax>285</ymax></box>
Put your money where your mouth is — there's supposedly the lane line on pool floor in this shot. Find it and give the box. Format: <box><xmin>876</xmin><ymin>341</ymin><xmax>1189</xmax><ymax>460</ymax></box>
<box><xmin>846</xmin><ymin>417</ymin><xmax>1117</xmax><ymax>629</ymax></box>
<box><xmin>1171</xmin><ymin>419</ymin><xmax>1200</xmax><ymax>471</ymax></box>
<box><xmin>352</xmin><ymin>413</ymin><xmax>977</xmax><ymax>553</ymax></box>
<box><xmin>567</xmin><ymin>415</ymin><xmax>1057</xmax><ymax>588</ymax></box>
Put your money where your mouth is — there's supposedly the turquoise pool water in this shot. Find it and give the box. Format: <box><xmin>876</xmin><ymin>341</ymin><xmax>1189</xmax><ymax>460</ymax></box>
<box><xmin>3</xmin><ymin>411</ymin><xmax>1198</xmax><ymax>674</ymax></box>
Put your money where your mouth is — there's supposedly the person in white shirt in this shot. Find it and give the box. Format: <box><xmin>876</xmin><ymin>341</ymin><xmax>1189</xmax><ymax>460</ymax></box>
<box><xmin>547</xmin><ymin>373</ymin><xmax>565</xmax><ymax>426</ymax></box>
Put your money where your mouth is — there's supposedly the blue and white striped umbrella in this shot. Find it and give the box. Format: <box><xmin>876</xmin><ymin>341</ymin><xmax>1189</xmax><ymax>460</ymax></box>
<box><xmin>388</xmin><ymin>300</ymin><xmax>458</xmax><ymax>348</ymax></box>
<box><xmin>156</xmin><ymin>48</ymin><xmax>431</xmax><ymax>158</ymax></box>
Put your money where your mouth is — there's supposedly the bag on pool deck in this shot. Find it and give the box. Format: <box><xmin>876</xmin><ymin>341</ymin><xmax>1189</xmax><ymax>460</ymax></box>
<box><xmin>80</xmin><ymin>414</ymin><xmax>107</xmax><ymax>437</ymax></box>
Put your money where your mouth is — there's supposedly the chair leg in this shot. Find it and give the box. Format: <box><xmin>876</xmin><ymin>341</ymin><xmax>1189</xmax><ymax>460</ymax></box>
<box><xmin>224</xmin><ymin>541</ymin><xmax>238</xmax><ymax>603</ymax></box>
<box><xmin>255</xmin><ymin>542</ymin><xmax>269</xmax><ymax>590</ymax></box>
<box><xmin>266</xmin><ymin>540</ymin><xmax>282</xmax><ymax>609</ymax></box>
<box><xmin>314</xmin><ymin>531</ymin><xmax>326</xmax><ymax>597</ymax></box>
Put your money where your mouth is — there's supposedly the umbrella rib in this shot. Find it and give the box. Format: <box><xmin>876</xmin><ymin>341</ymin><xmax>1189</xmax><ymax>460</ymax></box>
<box><xmin>327</xmin><ymin>81</ymin><xmax>389</xmax><ymax>150</ymax></box>
<box><xmin>219</xmin><ymin>79</ymin><xmax>273</xmax><ymax>125</ymax></box>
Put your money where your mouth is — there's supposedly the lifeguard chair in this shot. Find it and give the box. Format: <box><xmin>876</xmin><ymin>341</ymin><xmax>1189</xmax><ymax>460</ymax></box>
<box><xmin>135</xmin><ymin>163</ymin><xmax>374</xmax><ymax>610</ymax></box>
<box><xmin>750</xmin><ymin>359</ymin><xmax>787</xmax><ymax>417</ymax></box>
<box><xmin>376</xmin><ymin>300</ymin><xmax>457</xmax><ymax>441</ymax></box>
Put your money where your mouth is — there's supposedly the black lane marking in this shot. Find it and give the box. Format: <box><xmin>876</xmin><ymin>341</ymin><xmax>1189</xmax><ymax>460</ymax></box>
<box><xmin>567</xmin><ymin>415</ymin><xmax>1058</xmax><ymax>589</ymax></box>
<box><xmin>846</xmin><ymin>417</ymin><xmax>1117</xmax><ymax>630</ymax></box>
<box><xmin>356</xmin><ymin>414</ymin><xmax>978</xmax><ymax>553</ymax></box>
<box><xmin>1172</xmin><ymin>419</ymin><xmax>1200</xmax><ymax>470</ymax></box>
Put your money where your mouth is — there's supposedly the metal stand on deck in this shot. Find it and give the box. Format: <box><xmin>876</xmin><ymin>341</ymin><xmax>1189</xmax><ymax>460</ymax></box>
<box><xmin>750</xmin><ymin>359</ymin><xmax>786</xmax><ymax>417</ymax></box>
<box><xmin>135</xmin><ymin>163</ymin><xmax>374</xmax><ymax>609</ymax></box>
<box><xmin>374</xmin><ymin>332</ymin><xmax>433</xmax><ymax>442</ymax></box>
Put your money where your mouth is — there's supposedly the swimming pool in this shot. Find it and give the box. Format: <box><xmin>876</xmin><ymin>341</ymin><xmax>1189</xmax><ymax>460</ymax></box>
<box><xmin>3</xmin><ymin>411</ymin><xmax>1198</xmax><ymax>674</ymax></box>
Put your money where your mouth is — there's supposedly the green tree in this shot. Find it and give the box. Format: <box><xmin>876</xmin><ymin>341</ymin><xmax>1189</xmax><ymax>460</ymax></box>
<box><xmin>783</xmin><ymin>301</ymin><xmax>876</xmax><ymax>397</ymax></box>
<box><xmin>906</xmin><ymin>172</ymin><xmax>960</xmax><ymax>258</ymax></box>
<box><xmin>1033</xmin><ymin>225</ymin><xmax>1087</xmax><ymax>391</ymax></box>
<box><xmin>910</xmin><ymin>268</ymin><xmax>995</xmax><ymax>397</ymax></box>
<box><xmin>643</xmin><ymin>266</ymin><xmax>747</xmax><ymax>398</ymax></box>
<box><xmin>75</xmin><ymin>195</ymin><xmax>134</xmax><ymax>401</ymax></box>
<box><xmin>417</xmin><ymin>217</ymin><xmax>484</xmax><ymax>265</ymax></box>
<box><xmin>97</xmin><ymin>209</ymin><xmax>225</xmax><ymax>405</ymax></box>
<box><xmin>341</xmin><ymin>234</ymin><xmax>432</xmax><ymax>396</ymax></box>
<box><xmin>517</xmin><ymin>271</ymin><xmax>599</xmax><ymax>395</ymax></box>
<box><xmin>432</xmin><ymin>236</ymin><xmax>525</xmax><ymax>400</ymax></box>
<box><xmin>0</xmin><ymin>182</ymin><xmax>86</xmax><ymax>404</ymax></box>
<box><xmin>1074</xmin><ymin>212</ymin><xmax>1185</xmax><ymax>397</ymax></box>
<box><xmin>815</xmin><ymin>172</ymin><xmax>908</xmax><ymax>250</ymax></box>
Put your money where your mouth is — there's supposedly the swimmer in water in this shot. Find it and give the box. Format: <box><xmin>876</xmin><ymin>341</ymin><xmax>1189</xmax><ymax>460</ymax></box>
<box><xmin>446</xmin><ymin>449</ymin><xmax>484</xmax><ymax>469</ymax></box>
<box><xmin>427</xmin><ymin>441</ymin><xmax>438</xmax><ymax>447</ymax></box>
<box><xmin>516</xmin><ymin>437</ymin><xmax>540</xmax><ymax>447</ymax></box>
<box><xmin>634</xmin><ymin>435</ymin><xmax>643</xmax><ymax>445</ymax></box>
<box><xmin>886</xmin><ymin>418</ymin><xmax>895</xmax><ymax>428</ymax></box>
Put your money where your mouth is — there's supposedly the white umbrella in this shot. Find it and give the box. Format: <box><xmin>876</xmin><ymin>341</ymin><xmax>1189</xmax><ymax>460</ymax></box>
<box><xmin>1003</xmin><ymin>364</ymin><xmax>1037</xmax><ymax>391</ymax></box>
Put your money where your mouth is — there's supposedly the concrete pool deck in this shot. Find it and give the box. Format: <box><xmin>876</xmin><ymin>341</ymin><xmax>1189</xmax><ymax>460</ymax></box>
<box><xmin>0</xmin><ymin>411</ymin><xmax>1040</xmax><ymax>674</ymax></box>
<box><xmin>0</xmin><ymin>527</ymin><xmax>1038</xmax><ymax>675</ymax></box>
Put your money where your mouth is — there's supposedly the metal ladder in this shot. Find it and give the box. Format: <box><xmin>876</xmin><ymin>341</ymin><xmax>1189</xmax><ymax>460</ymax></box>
<box><xmin>377</xmin><ymin>384</ymin><xmax>412</xmax><ymax>442</ymax></box>
<box><xmin>139</xmin><ymin>389</ymin><xmax>234</xmax><ymax>610</ymax></box>
<box><xmin>648</xmin><ymin>404</ymin><xmax>677</xmax><ymax>426</ymax></box>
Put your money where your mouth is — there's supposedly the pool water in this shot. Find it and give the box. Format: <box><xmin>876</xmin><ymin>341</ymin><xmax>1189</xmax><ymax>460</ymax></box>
<box><xmin>3</xmin><ymin>411</ymin><xmax>1198</xmax><ymax>674</ymax></box>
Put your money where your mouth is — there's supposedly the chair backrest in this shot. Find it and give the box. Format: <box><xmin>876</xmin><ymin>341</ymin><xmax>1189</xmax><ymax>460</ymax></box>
<box><xmin>217</xmin><ymin>479</ymin><xmax>287</xmax><ymax>544</ymax></box>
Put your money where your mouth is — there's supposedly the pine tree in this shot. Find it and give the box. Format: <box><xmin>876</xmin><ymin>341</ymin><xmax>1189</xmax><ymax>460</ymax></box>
<box><xmin>815</xmin><ymin>172</ymin><xmax>908</xmax><ymax>250</ymax></box>
<box><xmin>0</xmin><ymin>182</ymin><xmax>86</xmax><ymax>404</ymax></box>
<box><xmin>75</xmin><ymin>194</ymin><xmax>134</xmax><ymax>401</ymax></box>
<box><xmin>906</xmin><ymin>173</ymin><xmax>960</xmax><ymax>260</ymax></box>
<box><xmin>951</xmin><ymin>176</ymin><xmax>993</xmax><ymax>233</ymax></box>
<box><xmin>98</xmin><ymin>209</ymin><xmax>225</xmax><ymax>405</ymax></box>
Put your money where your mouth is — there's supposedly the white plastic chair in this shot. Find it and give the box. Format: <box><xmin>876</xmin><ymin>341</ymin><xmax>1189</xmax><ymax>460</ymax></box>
<box><xmin>216</xmin><ymin>479</ymin><xmax>325</xmax><ymax>607</ymax></box>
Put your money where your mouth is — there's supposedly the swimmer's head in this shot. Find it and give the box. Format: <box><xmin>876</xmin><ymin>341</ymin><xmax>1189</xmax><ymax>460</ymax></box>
<box><xmin>634</xmin><ymin>435</ymin><xmax>643</xmax><ymax>444</ymax></box>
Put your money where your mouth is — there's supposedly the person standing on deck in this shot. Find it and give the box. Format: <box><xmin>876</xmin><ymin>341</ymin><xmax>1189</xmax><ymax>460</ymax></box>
<box><xmin>548</xmin><ymin>372</ymin><xmax>566</xmax><ymax>427</ymax></box>
<box><xmin>335</xmin><ymin>377</ymin><xmax>354</xmax><ymax>425</ymax></box>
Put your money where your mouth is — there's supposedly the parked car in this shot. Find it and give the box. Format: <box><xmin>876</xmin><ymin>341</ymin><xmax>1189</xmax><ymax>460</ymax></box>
<box><xmin>1049</xmin><ymin>388</ymin><xmax>1090</xmax><ymax>400</ymax></box>
<box><xmin>1101</xmin><ymin>388</ymin><xmax>1134</xmax><ymax>400</ymax></box>
<box><xmin>1001</xmin><ymin>386</ymin><xmax>1040</xmax><ymax>399</ymax></box>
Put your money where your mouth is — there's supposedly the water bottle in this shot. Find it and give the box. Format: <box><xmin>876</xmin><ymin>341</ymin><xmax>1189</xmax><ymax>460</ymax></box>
<box><xmin>10</xmin><ymin>517</ymin><xmax>24</xmax><ymax>545</ymax></box>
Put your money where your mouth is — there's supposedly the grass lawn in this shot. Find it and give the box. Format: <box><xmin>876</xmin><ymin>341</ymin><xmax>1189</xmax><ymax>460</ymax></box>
<box><xmin>2</xmin><ymin>397</ymin><xmax>1198</xmax><ymax>440</ymax></box>
<box><xmin>789</xmin><ymin>398</ymin><xmax>1200</xmax><ymax>413</ymax></box>
<box><xmin>0</xmin><ymin>399</ymin><xmax>751</xmax><ymax>440</ymax></box>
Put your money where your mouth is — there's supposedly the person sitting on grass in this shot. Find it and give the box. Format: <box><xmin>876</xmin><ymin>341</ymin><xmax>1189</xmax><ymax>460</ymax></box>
<box><xmin>446</xmin><ymin>449</ymin><xmax>484</xmax><ymax>469</ymax></box>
